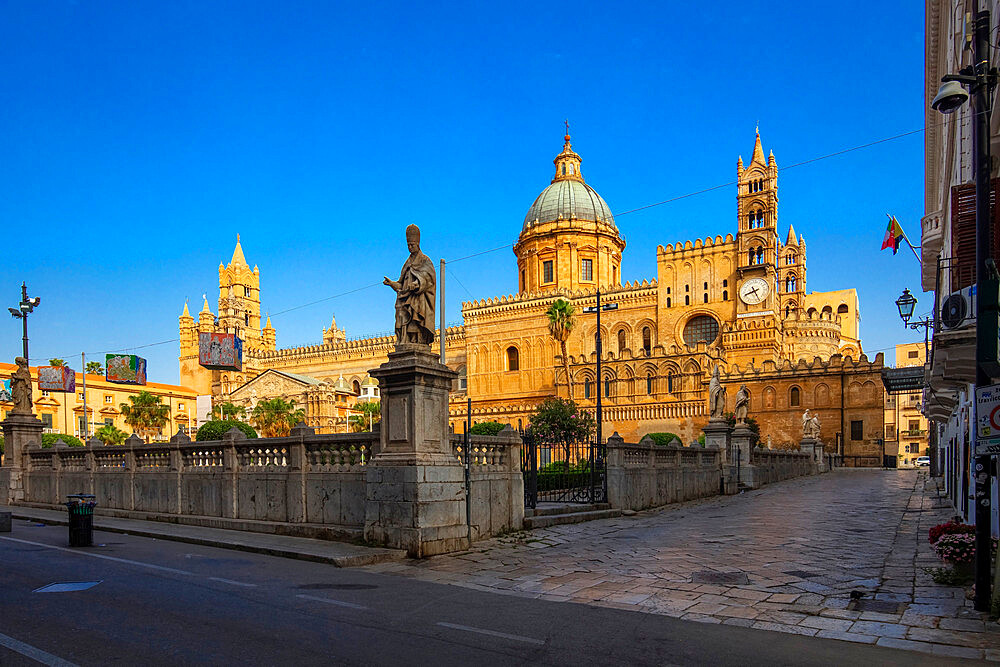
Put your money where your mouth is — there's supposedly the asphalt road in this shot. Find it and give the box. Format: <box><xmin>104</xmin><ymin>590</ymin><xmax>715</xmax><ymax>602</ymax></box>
<box><xmin>0</xmin><ymin>521</ymin><xmax>978</xmax><ymax>666</ymax></box>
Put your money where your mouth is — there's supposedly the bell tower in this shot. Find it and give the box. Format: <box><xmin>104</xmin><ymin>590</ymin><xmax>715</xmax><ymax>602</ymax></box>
<box><xmin>735</xmin><ymin>129</ymin><xmax>779</xmax><ymax>317</ymax></box>
<box><xmin>217</xmin><ymin>235</ymin><xmax>262</xmax><ymax>348</ymax></box>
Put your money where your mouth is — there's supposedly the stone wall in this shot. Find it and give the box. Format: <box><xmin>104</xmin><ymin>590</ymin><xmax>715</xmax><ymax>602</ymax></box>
<box><xmin>731</xmin><ymin>448</ymin><xmax>817</xmax><ymax>488</ymax></box>
<box><xmin>606</xmin><ymin>435</ymin><xmax>723</xmax><ymax>511</ymax></box>
<box><xmin>19</xmin><ymin>427</ymin><xmax>523</xmax><ymax>543</ymax></box>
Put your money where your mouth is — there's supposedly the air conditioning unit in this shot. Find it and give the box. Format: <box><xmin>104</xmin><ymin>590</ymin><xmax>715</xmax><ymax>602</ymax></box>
<box><xmin>939</xmin><ymin>285</ymin><xmax>976</xmax><ymax>330</ymax></box>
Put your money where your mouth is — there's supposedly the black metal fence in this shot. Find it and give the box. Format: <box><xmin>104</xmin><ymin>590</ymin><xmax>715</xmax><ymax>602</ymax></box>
<box><xmin>840</xmin><ymin>455</ymin><xmax>883</xmax><ymax>468</ymax></box>
<box><xmin>521</xmin><ymin>432</ymin><xmax>607</xmax><ymax>508</ymax></box>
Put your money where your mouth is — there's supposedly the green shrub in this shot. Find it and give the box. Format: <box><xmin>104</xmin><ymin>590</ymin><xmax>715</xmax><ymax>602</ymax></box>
<box><xmin>41</xmin><ymin>433</ymin><xmax>84</xmax><ymax>448</ymax></box>
<box><xmin>647</xmin><ymin>432</ymin><xmax>681</xmax><ymax>447</ymax></box>
<box><xmin>196</xmin><ymin>420</ymin><xmax>258</xmax><ymax>441</ymax></box>
<box><xmin>0</xmin><ymin>435</ymin><xmax>4</xmax><ymax>455</ymax></box>
<box><xmin>470</xmin><ymin>421</ymin><xmax>507</xmax><ymax>436</ymax></box>
<box><xmin>537</xmin><ymin>471</ymin><xmax>593</xmax><ymax>492</ymax></box>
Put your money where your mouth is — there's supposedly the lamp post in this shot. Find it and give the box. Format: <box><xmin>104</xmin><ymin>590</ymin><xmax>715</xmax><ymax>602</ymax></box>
<box><xmin>930</xmin><ymin>2</ymin><xmax>998</xmax><ymax>612</ymax></box>
<box><xmin>895</xmin><ymin>288</ymin><xmax>933</xmax><ymax>359</ymax></box>
<box><xmin>8</xmin><ymin>282</ymin><xmax>41</xmax><ymax>362</ymax></box>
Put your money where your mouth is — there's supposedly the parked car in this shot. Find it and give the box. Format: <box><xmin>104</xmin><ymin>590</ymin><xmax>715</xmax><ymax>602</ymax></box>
<box><xmin>915</xmin><ymin>456</ymin><xmax>930</xmax><ymax>467</ymax></box>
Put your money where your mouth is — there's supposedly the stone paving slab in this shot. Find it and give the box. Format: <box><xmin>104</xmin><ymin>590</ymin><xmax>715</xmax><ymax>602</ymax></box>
<box><xmin>363</xmin><ymin>470</ymin><xmax>1000</xmax><ymax>660</ymax></box>
<box><xmin>3</xmin><ymin>505</ymin><xmax>406</xmax><ymax>567</ymax></box>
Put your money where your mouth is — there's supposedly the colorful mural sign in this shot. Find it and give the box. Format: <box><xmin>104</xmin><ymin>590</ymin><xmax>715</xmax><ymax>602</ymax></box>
<box><xmin>106</xmin><ymin>354</ymin><xmax>147</xmax><ymax>385</ymax></box>
<box><xmin>0</xmin><ymin>379</ymin><xmax>11</xmax><ymax>401</ymax></box>
<box><xmin>38</xmin><ymin>366</ymin><xmax>76</xmax><ymax>392</ymax></box>
<box><xmin>198</xmin><ymin>332</ymin><xmax>243</xmax><ymax>371</ymax></box>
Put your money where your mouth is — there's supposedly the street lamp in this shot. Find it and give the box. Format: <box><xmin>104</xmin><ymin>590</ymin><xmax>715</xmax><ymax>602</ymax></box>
<box><xmin>8</xmin><ymin>282</ymin><xmax>40</xmax><ymax>361</ymax></box>
<box><xmin>929</xmin><ymin>1</ymin><xmax>998</xmax><ymax>612</ymax></box>
<box><xmin>895</xmin><ymin>288</ymin><xmax>932</xmax><ymax>358</ymax></box>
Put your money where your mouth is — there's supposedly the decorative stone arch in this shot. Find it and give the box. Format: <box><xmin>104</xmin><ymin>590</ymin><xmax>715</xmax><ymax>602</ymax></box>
<box><xmin>848</xmin><ymin>381</ymin><xmax>863</xmax><ymax>402</ymax></box>
<box><xmin>763</xmin><ymin>385</ymin><xmax>776</xmax><ymax>409</ymax></box>
<box><xmin>815</xmin><ymin>382</ymin><xmax>831</xmax><ymax>407</ymax></box>
<box><xmin>789</xmin><ymin>385</ymin><xmax>802</xmax><ymax>407</ymax></box>
<box><xmin>862</xmin><ymin>380</ymin><xmax>878</xmax><ymax>403</ymax></box>
<box><xmin>677</xmin><ymin>309</ymin><xmax>722</xmax><ymax>347</ymax></box>
<box><xmin>837</xmin><ymin>303</ymin><xmax>850</xmax><ymax>315</ymax></box>
<box><xmin>505</xmin><ymin>345</ymin><xmax>520</xmax><ymax>372</ymax></box>
<box><xmin>806</xmin><ymin>307</ymin><xmax>818</xmax><ymax>318</ymax></box>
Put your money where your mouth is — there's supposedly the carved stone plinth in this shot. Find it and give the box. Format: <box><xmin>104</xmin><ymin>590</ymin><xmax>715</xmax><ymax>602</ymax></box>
<box><xmin>799</xmin><ymin>437</ymin><xmax>825</xmax><ymax>466</ymax></box>
<box><xmin>1</xmin><ymin>413</ymin><xmax>43</xmax><ymax>504</ymax></box>
<box><xmin>731</xmin><ymin>424</ymin><xmax>754</xmax><ymax>466</ymax></box>
<box><xmin>364</xmin><ymin>347</ymin><xmax>468</xmax><ymax>557</ymax></box>
<box><xmin>702</xmin><ymin>418</ymin><xmax>731</xmax><ymax>464</ymax></box>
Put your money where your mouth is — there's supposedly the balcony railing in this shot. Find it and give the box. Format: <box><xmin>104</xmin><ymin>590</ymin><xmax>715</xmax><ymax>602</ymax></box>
<box><xmin>901</xmin><ymin>429</ymin><xmax>927</xmax><ymax>437</ymax></box>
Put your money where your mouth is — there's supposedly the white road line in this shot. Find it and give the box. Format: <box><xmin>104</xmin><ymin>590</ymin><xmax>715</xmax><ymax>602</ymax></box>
<box><xmin>296</xmin><ymin>594</ymin><xmax>369</xmax><ymax>610</ymax></box>
<box><xmin>0</xmin><ymin>536</ymin><xmax>194</xmax><ymax>576</ymax></box>
<box><xmin>0</xmin><ymin>630</ymin><xmax>79</xmax><ymax>667</ymax></box>
<box><xmin>209</xmin><ymin>577</ymin><xmax>257</xmax><ymax>587</ymax></box>
<box><xmin>436</xmin><ymin>622</ymin><xmax>545</xmax><ymax>646</ymax></box>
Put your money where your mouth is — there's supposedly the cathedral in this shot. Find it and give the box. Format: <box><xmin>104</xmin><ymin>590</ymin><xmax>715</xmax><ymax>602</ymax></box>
<box><xmin>179</xmin><ymin>130</ymin><xmax>884</xmax><ymax>455</ymax></box>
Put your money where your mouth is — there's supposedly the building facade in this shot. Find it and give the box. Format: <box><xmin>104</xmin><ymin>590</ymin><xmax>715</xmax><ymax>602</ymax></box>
<box><xmin>180</xmin><ymin>130</ymin><xmax>881</xmax><ymax>455</ymax></box>
<box><xmin>0</xmin><ymin>363</ymin><xmax>197</xmax><ymax>440</ymax></box>
<box><xmin>884</xmin><ymin>343</ymin><xmax>930</xmax><ymax>466</ymax></box>
<box><xmin>923</xmin><ymin>0</ymin><xmax>1000</xmax><ymax>526</ymax></box>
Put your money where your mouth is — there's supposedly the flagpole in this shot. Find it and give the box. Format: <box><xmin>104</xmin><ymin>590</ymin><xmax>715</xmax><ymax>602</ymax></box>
<box><xmin>886</xmin><ymin>213</ymin><xmax>922</xmax><ymax>264</ymax></box>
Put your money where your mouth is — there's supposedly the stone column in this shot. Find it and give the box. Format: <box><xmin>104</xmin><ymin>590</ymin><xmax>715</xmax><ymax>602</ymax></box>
<box><xmin>731</xmin><ymin>425</ymin><xmax>753</xmax><ymax>465</ymax></box>
<box><xmin>364</xmin><ymin>346</ymin><xmax>467</xmax><ymax>557</ymax></box>
<box><xmin>799</xmin><ymin>437</ymin><xmax>819</xmax><ymax>467</ymax></box>
<box><xmin>0</xmin><ymin>413</ymin><xmax>44</xmax><ymax>505</ymax></box>
<box><xmin>702</xmin><ymin>418</ymin><xmax>731</xmax><ymax>464</ymax></box>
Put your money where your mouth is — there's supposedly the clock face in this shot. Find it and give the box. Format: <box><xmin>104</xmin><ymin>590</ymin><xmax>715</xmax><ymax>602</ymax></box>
<box><xmin>739</xmin><ymin>277</ymin><xmax>770</xmax><ymax>305</ymax></box>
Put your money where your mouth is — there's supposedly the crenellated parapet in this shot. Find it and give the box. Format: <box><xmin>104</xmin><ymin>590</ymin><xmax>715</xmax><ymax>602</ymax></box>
<box><xmin>656</xmin><ymin>233</ymin><xmax>736</xmax><ymax>256</ymax></box>
<box><xmin>721</xmin><ymin>351</ymin><xmax>884</xmax><ymax>380</ymax></box>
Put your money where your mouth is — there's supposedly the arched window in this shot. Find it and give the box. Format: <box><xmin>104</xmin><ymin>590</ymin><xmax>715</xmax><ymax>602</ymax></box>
<box><xmin>561</xmin><ymin>164</ymin><xmax>566</xmax><ymax>175</ymax></box>
<box><xmin>642</xmin><ymin>327</ymin><xmax>652</xmax><ymax>354</ymax></box>
<box><xmin>838</xmin><ymin>304</ymin><xmax>849</xmax><ymax>315</ymax></box>
<box><xmin>683</xmin><ymin>315</ymin><xmax>720</xmax><ymax>345</ymax></box>
<box><xmin>244</xmin><ymin>311</ymin><xmax>250</xmax><ymax>326</ymax></box>
<box><xmin>667</xmin><ymin>374</ymin><xmax>674</xmax><ymax>393</ymax></box>
<box><xmin>748</xmin><ymin>249</ymin><xmax>755</xmax><ymax>265</ymax></box>
<box><xmin>822</xmin><ymin>305</ymin><xmax>833</xmax><ymax>317</ymax></box>
<box><xmin>807</xmin><ymin>307</ymin><xmax>817</xmax><ymax>318</ymax></box>
<box><xmin>617</xmin><ymin>330</ymin><xmax>626</xmax><ymax>354</ymax></box>
<box><xmin>646</xmin><ymin>374</ymin><xmax>653</xmax><ymax>395</ymax></box>
<box><xmin>666</xmin><ymin>297</ymin><xmax>671</xmax><ymax>307</ymax></box>
<box><xmin>685</xmin><ymin>295</ymin><xmax>690</xmax><ymax>305</ymax></box>
<box><xmin>584</xmin><ymin>379</ymin><xmax>592</xmax><ymax>399</ymax></box>
<box><xmin>458</xmin><ymin>366</ymin><xmax>467</xmax><ymax>391</ymax></box>
<box><xmin>785</xmin><ymin>275</ymin><xmax>796</xmax><ymax>292</ymax></box>
<box><xmin>756</xmin><ymin>247</ymin><xmax>764</xmax><ymax>264</ymax></box>
<box><xmin>790</xmin><ymin>386</ymin><xmax>801</xmax><ymax>407</ymax></box>
<box><xmin>703</xmin><ymin>294</ymin><xmax>708</xmax><ymax>303</ymax></box>
<box><xmin>722</xmin><ymin>290</ymin><xmax>728</xmax><ymax>301</ymax></box>
<box><xmin>604</xmin><ymin>378</ymin><xmax>612</xmax><ymax>398</ymax></box>
<box><xmin>568</xmin><ymin>164</ymin><xmax>575</xmax><ymax>175</ymax></box>
<box><xmin>506</xmin><ymin>346</ymin><xmax>519</xmax><ymax>371</ymax></box>
<box><xmin>352</xmin><ymin>380</ymin><xmax>361</xmax><ymax>395</ymax></box>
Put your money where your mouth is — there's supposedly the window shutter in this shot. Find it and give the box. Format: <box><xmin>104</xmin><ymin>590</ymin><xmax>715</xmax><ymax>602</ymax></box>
<box><xmin>950</xmin><ymin>178</ymin><xmax>1000</xmax><ymax>289</ymax></box>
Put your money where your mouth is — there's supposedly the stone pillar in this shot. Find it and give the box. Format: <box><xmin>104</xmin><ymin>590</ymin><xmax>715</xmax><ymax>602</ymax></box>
<box><xmin>799</xmin><ymin>437</ymin><xmax>822</xmax><ymax>469</ymax></box>
<box><xmin>731</xmin><ymin>425</ymin><xmax>753</xmax><ymax>466</ymax></box>
<box><xmin>0</xmin><ymin>413</ymin><xmax>43</xmax><ymax>505</ymax></box>
<box><xmin>364</xmin><ymin>347</ymin><xmax>467</xmax><ymax>557</ymax></box>
<box><xmin>702</xmin><ymin>418</ymin><xmax>731</xmax><ymax>464</ymax></box>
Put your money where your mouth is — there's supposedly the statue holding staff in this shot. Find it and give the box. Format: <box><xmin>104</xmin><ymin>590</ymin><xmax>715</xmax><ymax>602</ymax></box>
<box><xmin>384</xmin><ymin>224</ymin><xmax>436</xmax><ymax>347</ymax></box>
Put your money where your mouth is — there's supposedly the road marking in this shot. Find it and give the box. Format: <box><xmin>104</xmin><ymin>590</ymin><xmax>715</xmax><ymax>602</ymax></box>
<box><xmin>436</xmin><ymin>622</ymin><xmax>545</xmax><ymax>645</ymax></box>
<box><xmin>209</xmin><ymin>577</ymin><xmax>257</xmax><ymax>587</ymax></box>
<box><xmin>0</xmin><ymin>536</ymin><xmax>194</xmax><ymax>576</ymax></box>
<box><xmin>34</xmin><ymin>581</ymin><xmax>103</xmax><ymax>593</ymax></box>
<box><xmin>0</xmin><ymin>630</ymin><xmax>79</xmax><ymax>667</ymax></box>
<box><xmin>296</xmin><ymin>594</ymin><xmax>369</xmax><ymax>610</ymax></box>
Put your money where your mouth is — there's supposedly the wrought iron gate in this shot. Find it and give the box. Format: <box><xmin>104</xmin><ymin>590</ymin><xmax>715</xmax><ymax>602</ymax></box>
<box><xmin>521</xmin><ymin>432</ymin><xmax>607</xmax><ymax>508</ymax></box>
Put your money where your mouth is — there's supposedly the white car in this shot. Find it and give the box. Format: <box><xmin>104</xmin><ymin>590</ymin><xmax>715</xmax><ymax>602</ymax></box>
<box><xmin>915</xmin><ymin>456</ymin><xmax>930</xmax><ymax>467</ymax></box>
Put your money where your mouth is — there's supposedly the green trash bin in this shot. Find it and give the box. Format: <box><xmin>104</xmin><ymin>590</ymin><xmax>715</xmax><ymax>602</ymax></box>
<box><xmin>65</xmin><ymin>494</ymin><xmax>96</xmax><ymax>547</ymax></box>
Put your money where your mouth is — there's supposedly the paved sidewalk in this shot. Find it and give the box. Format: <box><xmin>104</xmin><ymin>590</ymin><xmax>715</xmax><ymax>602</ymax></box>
<box><xmin>365</xmin><ymin>470</ymin><xmax>1000</xmax><ymax>661</ymax></box>
<box><xmin>2</xmin><ymin>505</ymin><xmax>406</xmax><ymax>567</ymax></box>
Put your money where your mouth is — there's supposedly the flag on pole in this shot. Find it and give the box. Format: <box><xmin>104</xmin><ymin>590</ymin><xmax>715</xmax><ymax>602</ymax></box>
<box><xmin>881</xmin><ymin>215</ymin><xmax>905</xmax><ymax>254</ymax></box>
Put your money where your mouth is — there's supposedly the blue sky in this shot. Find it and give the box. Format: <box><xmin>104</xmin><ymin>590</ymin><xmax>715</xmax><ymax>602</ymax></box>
<box><xmin>1</xmin><ymin>1</ymin><xmax>927</xmax><ymax>384</ymax></box>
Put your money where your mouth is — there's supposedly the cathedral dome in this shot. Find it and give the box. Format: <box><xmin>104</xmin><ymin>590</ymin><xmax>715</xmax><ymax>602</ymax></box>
<box><xmin>521</xmin><ymin>131</ymin><xmax>617</xmax><ymax>232</ymax></box>
<box><xmin>522</xmin><ymin>179</ymin><xmax>616</xmax><ymax>231</ymax></box>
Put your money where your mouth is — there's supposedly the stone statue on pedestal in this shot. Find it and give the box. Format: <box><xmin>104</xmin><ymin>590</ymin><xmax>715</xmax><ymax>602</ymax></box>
<box><xmin>10</xmin><ymin>357</ymin><xmax>32</xmax><ymax>415</ymax></box>
<box><xmin>384</xmin><ymin>224</ymin><xmax>436</xmax><ymax>348</ymax></box>
<box><xmin>809</xmin><ymin>414</ymin><xmax>822</xmax><ymax>440</ymax></box>
<box><xmin>708</xmin><ymin>365</ymin><xmax>726</xmax><ymax>418</ymax></box>
<box><xmin>801</xmin><ymin>410</ymin><xmax>812</xmax><ymax>438</ymax></box>
<box><xmin>733</xmin><ymin>384</ymin><xmax>750</xmax><ymax>424</ymax></box>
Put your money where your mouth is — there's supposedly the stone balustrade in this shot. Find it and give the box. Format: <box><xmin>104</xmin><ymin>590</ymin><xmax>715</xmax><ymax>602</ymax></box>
<box><xmin>18</xmin><ymin>425</ymin><xmax>523</xmax><ymax>544</ymax></box>
<box><xmin>606</xmin><ymin>433</ymin><xmax>723</xmax><ymax>511</ymax></box>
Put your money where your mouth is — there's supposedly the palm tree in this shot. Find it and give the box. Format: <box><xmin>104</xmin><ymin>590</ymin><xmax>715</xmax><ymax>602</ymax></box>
<box><xmin>94</xmin><ymin>423</ymin><xmax>127</xmax><ymax>446</ymax></box>
<box><xmin>120</xmin><ymin>391</ymin><xmax>170</xmax><ymax>442</ymax></box>
<box><xmin>250</xmin><ymin>397</ymin><xmax>305</xmax><ymax>438</ymax></box>
<box><xmin>48</xmin><ymin>358</ymin><xmax>65</xmax><ymax>367</ymax></box>
<box><xmin>85</xmin><ymin>361</ymin><xmax>104</xmax><ymax>376</ymax></box>
<box><xmin>545</xmin><ymin>298</ymin><xmax>577</xmax><ymax>399</ymax></box>
<box><xmin>349</xmin><ymin>400</ymin><xmax>381</xmax><ymax>432</ymax></box>
<box><xmin>211</xmin><ymin>401</ymin><xmax>245</xmax><ymax>421</ymax></box>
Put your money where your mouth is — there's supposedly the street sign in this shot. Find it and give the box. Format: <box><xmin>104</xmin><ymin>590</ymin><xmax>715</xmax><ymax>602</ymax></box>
<box><xmin>974</xmin><ymin>384</ymin><xmax>1000</xmax><ymax>455</ymax></box>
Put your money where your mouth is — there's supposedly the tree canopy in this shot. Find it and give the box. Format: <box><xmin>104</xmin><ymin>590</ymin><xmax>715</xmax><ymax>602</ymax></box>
<box><xmin>349</xmin><ymin>400</ymin><xmax>381</xmax><ymax>432</ymax></box>
<box><xmin>545</xmin><ymin>299</ymin><xmax>576</xmax><ymax>399</ymax></box>
<box><xmin>211</xmin><ymin>401</ymin><xmax>245</xmax><ymax>421</ymax></box>
<box><xmin>469</xmin><ymin>421</ymin><xmax>507</xmax><ymax>436</ymax></box>
<box><xmin>120</xmin><ymin>390</ymin><xmax>170</xmax><ymax>442</ymax></box>
<box><xmin>48</xmin><ymin>358</ymin><xmax>65</xmax><ymax>367</ymax></box>
<box><xmin>250</xmin><ymin>398</ymin><xmax>305</xmax><ymax>438</ymax></box>
<box><xmin>527</xmin><ymin>397</ymin><xmax>595</xmax><ymax>444</ymax></box>
<box><xmin>95</xmin><ymin>423</ymin><xmax>127</xmax><ymax>446</ymax></box>
<box><xmin>85</xmin><ymin>361</ymin><xmax>104</xmax><ymax>376</ymax></box>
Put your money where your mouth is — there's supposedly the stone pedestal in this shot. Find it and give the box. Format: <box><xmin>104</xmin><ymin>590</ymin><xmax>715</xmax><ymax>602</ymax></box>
<box><xmin>731</xmin><ymin>424</ymin><xmax>753</xmax><ymax>466</ymax></box>
<box><xmin>1</xmin><ymin>413</ymin><xmax>43</xmax><ymax>505</ymax></box>
<box><xmin>702</xmin><ymin>418</ymin><xmax>732</xmax><ymax>464</ymax></box>
<box><xmin>364</xmin><ymin>346</ymin><xmax>468</xmax><ymax>557</ymax></box>
<box><xmin>799</xmin><ymin>437</ymin><xmax>825</xmax><ymax>468</ymax></box>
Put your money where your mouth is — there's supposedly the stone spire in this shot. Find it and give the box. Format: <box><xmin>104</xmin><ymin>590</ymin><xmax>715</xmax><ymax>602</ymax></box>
<box><xmin>230</xmin><ymin>234</ymin><xmax>248</xmax><ymax>268</ymax></box>
<box><xmin>200</xmin><ymin>296</ymin><xmax>211</xmax><ymax>314</ymax></box>
<box><xmin>552</xmin><ymin>121</ymin><xmax>584</xmax><ymax>184</ymax></box>
<box><xmin>751</xmin><ymin>127</ymin><xmax>766</xmax><ymax>165</ymax></box>
<box><xmin>786</xmin><ymin>224</ymin><xmax>798</xmax><ymax>246</ymax></box>
<box><xmin>181</xmin><ymin>301</ymin><xmax>191</xmax><ymax>318</ymax></box>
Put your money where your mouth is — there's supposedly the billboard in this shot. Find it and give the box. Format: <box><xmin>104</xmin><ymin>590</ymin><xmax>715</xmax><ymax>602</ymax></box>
<box><xmin>38</xmin><ymin>366</ymin><xmax>76</xmax><ymax>392</ymax></box>
<box><xmin>198</xmin><ymin>332</ymin><xmax>243</xmax><ymax>371</ymax></box>
<box><xmin>106</xmin><ymin>354</ymin><xmax>147</xmax><ymax>385</ymax></box>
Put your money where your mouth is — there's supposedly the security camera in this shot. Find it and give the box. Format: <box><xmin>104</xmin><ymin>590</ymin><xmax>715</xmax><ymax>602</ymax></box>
<box><xmin>932</xmin><ymin>80</ymin><xmax>970</xmax><ymax>114</ymax></box>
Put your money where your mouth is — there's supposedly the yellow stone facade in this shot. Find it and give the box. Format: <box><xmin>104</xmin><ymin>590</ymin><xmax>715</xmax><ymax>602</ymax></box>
<box><xmin>0</xmin><ymin>363</ymin><xmax>197</xmax><ymax>440</ymax></box>
<box><xmin>180</xmin><ymin>130</ymin><xmax>873</xmax><ymax>444</ymax></box>
<box><xmin>884</xmin><ymin>343</ymin><xmax>930</xmax><ymax>466</ymax></box>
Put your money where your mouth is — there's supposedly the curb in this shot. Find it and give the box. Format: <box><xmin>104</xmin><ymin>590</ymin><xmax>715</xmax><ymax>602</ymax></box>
<box><xmin>11</xmin><ymin>511</ymin><xmax>406</xmax><ymax>568</ymax></box>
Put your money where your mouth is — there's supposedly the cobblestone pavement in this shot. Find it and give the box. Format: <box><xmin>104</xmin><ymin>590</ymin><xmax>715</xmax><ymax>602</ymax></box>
<box><xmin>366</xmin><ymin>470</ymin><xmax>1000</xmax><ymax>661</ymax></box>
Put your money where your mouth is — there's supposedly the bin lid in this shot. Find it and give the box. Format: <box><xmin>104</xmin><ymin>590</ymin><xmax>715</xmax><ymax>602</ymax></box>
<box><xmin>66</xmin><ymin>494</ymin><xmax>96</xmax><ymax>500</ymax></box>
